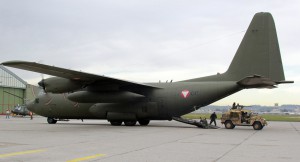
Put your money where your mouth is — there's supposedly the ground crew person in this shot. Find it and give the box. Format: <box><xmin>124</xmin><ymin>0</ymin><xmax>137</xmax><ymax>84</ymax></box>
<box><xmin>203</xmin><ymin>118</ymin><xmax>208</xmax><ymax>128</ymax></box>
<box><xmin>29</xmin><ymin>112</ymin><xmax>33</xmax><ymax>120</ymax></box>
<box><xmin>6</xmin><ymin>109</ymin><xmax>10</xmax><ymax>119</ymax></box>
<box><xmin>232</xmin><ymin>102</ymin><xmax>236</xmax><ymax>109</ymax></box>
<box><xmin>209</xmin><ymin>112</ymin><xmax>217</xmax><ymax>126</ymax></box>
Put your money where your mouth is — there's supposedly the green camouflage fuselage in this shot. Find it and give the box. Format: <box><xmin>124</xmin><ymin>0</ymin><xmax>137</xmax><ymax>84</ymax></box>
<box><xmin>28</xmin><ymin>81</ymin><xmax>240</xmax><ymax>120</ymax></box>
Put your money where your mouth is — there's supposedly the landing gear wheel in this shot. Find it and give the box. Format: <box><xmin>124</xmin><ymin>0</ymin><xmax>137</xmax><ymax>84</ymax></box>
<box><xmin>253</xmin><ymin>122</ymin><xmax>263</xmax><ymax>130</ymax></box>
<box><xmin>225</xmin><ymin>120</ymin><xmax>235</xmax><ymax>129</ymax></box>
<box><xmin>124</xmin><ymin>120</ymin><xmax>137</xmax><ymax>126</ymax></box>
<box><xmin>110</xmin><ymin>121</ymin><xmax>122</xmax><ymax>126</ymax></box>
<box><xmin>138</xmin><ymin>120</ymin><xmax>150</xmax><ymax>126</ymax></box>
<box><xmin>47</xmin><ymin>117</ymin><xmax>57</xmax><ymax>124</ymax></box>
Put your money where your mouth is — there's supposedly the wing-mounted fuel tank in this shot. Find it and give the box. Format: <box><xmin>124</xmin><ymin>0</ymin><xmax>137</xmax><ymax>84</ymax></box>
<box><xmin>39</xmin><ymin>77</ymin><xmax>82</xmax><ymax>93</ymax></box>
<box><xmin>67</xmin><ymin>91</ymin><xmax>145</xmax><ymax>103</ymax></box>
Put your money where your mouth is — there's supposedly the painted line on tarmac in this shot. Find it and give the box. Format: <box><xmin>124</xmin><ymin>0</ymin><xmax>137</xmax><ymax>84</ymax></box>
<box><xmin>66</xmin><ymin>154</ymin><xmax>106</xmax><ymax>162</ymax></box>
<box><xmin>0</xmin><ymin>149</ymin><xmax>46</xmax><ymax>158</ymax></box>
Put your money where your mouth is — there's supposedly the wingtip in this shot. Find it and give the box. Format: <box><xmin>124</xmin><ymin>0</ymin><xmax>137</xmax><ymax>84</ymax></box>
<box><xmin>2</xmin><ymin>60</ymin><xmax>33</xmax><ymax>66</ymax></box>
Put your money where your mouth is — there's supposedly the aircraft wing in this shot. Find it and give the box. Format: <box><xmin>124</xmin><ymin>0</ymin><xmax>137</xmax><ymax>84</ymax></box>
<box><xmin>2</xmin><ymin>61</ymin><xmax>161</xmax><ymax>90</ymax></box>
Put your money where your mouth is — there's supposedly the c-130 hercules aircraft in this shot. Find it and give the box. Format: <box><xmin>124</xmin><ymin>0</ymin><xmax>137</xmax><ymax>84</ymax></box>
<box><xmin>2</xmin><ymin>12</ymin><xmax>293</xmax><ymax>126</ymax></box>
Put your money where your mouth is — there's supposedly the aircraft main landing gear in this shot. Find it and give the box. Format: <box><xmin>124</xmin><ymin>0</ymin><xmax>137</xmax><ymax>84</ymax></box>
<box><xmin>110</xmin><ymin>120</ymin><xmax>123</xmax><ymax>126</ymax></box>
<box><xmin>109</xmin><ymin>120</ymin><xmax>150</xmax><ymax>126</ymax></box>
<box><xmin>124</xmin><ymin>120</ymin><xmax>137</xmax><ymax>126</ymax></box>
<box><xmin>138</xmin><ymin>120</ymin><xmax>150</xmax><ymax>126</ymax></box>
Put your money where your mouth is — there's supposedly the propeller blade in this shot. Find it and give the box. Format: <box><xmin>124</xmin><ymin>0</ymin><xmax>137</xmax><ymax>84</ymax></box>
<box><xmin>38</xmin><ymin>79</ymin><xmax>46</xmax><ymax>92</ymax></box>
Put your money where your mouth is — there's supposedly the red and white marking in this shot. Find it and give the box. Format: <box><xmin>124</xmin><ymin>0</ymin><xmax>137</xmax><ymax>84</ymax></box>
<box><xmin>181</xmin><ymin>90</ymin><xmax>190</xmax><ymax>98</ymax></box>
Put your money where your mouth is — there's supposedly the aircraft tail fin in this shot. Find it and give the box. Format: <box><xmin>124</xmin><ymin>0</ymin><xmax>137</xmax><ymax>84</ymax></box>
<box><xmin>225</xmin><ymin>12</ymin><xmax>284</xmax><ymax>81</ymax></box>
<box><xmin>185</xmin><ymin>12</ymin><xmax>292</xmax><ymax>86</ymax></box>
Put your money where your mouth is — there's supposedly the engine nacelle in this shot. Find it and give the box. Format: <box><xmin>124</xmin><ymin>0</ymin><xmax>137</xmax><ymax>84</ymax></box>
<box><xmin>67</xmin><ymin>91</ymin><xmax>144</xmax><ymax>103</ymax></box>
<box><xmin>39</xmin><ymin>77</ymin><xmax>82</xmax><ymax>93</ymax></box>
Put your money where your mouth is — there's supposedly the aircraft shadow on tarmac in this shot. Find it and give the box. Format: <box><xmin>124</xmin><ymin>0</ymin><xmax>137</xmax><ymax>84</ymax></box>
<box><xmin>39</xmin><ymin>121</ymin><xmax>197</xmax><ymax>129</ymax></box>
<box><xmin>39</xmin><ymin>121</ymin><xmax>216</xmax><ymax>129</ymax></box>
<box><xmin>41</xmin><ymin>122</ymin><xmax>264</xmax><ymax>131</ymax></box>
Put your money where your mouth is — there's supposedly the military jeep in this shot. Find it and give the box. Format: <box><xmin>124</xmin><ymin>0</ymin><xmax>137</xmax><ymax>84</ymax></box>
<box><xmin>221</xmin><ymin>109</ymin><xmax>267</xmax><ymax>130</ymax></box>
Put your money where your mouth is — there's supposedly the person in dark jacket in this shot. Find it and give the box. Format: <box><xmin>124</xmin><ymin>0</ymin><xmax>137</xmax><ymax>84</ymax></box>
<box><xmin>210</xmin><ymin>112</ymin><xmax>217</xmax><ymax>126</ymax></box>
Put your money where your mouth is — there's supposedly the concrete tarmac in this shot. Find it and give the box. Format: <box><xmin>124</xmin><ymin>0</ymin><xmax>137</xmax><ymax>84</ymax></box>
<box><xmin>1</xmin><ymin>115</ymin><xmax>300</xmax><ymax>162</ymax></box>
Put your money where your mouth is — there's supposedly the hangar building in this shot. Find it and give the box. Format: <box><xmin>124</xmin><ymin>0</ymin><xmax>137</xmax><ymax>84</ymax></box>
<box><xmin>0</xmin><ymin>65</ymin><xmax>39</xmax><ymax>114</ymax></box>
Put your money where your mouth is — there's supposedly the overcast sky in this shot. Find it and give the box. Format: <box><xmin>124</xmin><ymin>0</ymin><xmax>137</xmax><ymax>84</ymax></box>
<box><xmin>0</xmin><ymin>0</ymin><xmax>299</xmax><ymax>106</ymax></box>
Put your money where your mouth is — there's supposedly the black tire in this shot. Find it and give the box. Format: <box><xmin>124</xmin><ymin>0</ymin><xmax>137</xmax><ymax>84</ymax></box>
<box><xmin>253</xmin><ymin>122</ymin><xmax>263</xmax><ymax>130</ymax></box>
<box><xmin>47</xmin><ymin>117</ymin><xmax>57</xmax><ymax>124</ymax></box>
<box><xmin>110</xmin><ymin>121</ymin><xmax>122</xmax><ymax>126</ymax></box>
<box><xmin>124</xmin><ymin>120</ymin><xmax>137</xmax><ymax>126</ymax></box>
<box><xmin>138</xmin><ymin>120</ymin><xmax>150</xmax><ymax>126</ymax></box>
<box><xmin>224</xmin><ymin>120</ymin><xmax>234</xmax><ymax>129</ymax></box>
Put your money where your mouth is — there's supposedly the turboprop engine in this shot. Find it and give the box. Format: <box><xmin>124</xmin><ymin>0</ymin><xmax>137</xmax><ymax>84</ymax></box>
<box><xmin>38</xmin><ymin>77</ymin><xmax>82</xmax><ymax>93</ymax></box>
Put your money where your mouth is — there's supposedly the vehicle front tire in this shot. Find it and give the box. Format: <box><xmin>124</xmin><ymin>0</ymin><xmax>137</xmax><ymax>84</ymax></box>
<box><xmin>124</xmin><ymin>120</ymin><xmax>137</xmax><ymax>126</ymax></box>
<box><xmin>47</xmin><ymin>117</ymin><xmax>57</xmax><ymax>124</ymax></box>
<box><xmin>225</xmin><ymin>120</ymin><xmax>235</xmax><ymax>129</ymax></box>
<box><xmin>138</xmin><ymin>120</ymin><xmax>150</xmax><ymax>126</ymax></box>
<box><xmin>253</xmin><ymin>122</ymin><xmax>263</xmax><ymax>130</ymax></box>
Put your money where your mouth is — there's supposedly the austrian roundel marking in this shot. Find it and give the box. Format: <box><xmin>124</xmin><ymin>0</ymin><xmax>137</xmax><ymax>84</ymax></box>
<box><xmin>181</xmin><ymin>90</ymin><xmax>190</xmax><ymax>98</ymax></box>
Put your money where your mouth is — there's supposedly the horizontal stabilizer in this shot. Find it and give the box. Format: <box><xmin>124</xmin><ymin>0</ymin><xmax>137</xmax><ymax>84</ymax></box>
<box><xmin>237</xmin><ymin>75</ymin><xmax>277</xmax><ymax>89</ymax></box>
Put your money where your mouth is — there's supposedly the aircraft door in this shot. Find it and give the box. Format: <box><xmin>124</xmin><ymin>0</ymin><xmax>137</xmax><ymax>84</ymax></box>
<box><xmin>157</xmin><ymin>98</ymin><xmax>170</xmax><ymax>119</ymax></box>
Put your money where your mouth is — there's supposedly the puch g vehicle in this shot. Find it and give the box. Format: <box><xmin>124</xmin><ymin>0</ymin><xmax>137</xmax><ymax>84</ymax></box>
<box><xmin>221</xmin><ymin>108</ymin><xmax>267</xmax><ymax>130</ymax></box>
